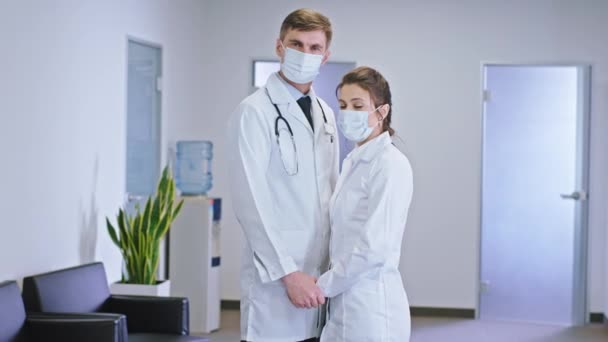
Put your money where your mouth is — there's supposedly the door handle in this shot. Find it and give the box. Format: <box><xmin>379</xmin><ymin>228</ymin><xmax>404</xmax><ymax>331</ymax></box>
<box><xmin>126</xmin><ymin>193</ymin><xmax>146</xmax><ymax>202</ymax></box>
<box><xmin>560</xmin><ymin>191</ymin><xmax>587</xmax><ymax>201</ymax></box>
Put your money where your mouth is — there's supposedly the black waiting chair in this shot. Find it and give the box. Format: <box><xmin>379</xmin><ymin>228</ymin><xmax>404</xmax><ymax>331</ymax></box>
<box><xmin>21</xmin><ymin>262</ymin><xmax>208</xmax><ymax>342</ymax></box>
<box><xmin>1</xmin><ymin>280</ymin><xmax>125</xmax><ymax>342</ymax></box>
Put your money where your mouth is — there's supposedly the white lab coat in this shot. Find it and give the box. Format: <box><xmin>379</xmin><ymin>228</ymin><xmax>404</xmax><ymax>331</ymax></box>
<box><xmin>317</xmin><ymin>132</ymin><xmax>413</xmax><ymax>342</ymax></box>
<box><xmin>227</xmin><ymin>73</ymin><xmax>339</xmax><ymax>342</ymax></box>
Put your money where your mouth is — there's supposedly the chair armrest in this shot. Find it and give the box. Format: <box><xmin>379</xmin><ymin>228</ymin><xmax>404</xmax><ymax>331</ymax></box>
<box><xmin>25</xmin><ymin>312</ymin><xmax>127</xmax><ymax>342</ymax></box>
<box><xmin>106</xmin><ymin>295</ymin><xmax>189</xmax><ymax>335</ymax></box>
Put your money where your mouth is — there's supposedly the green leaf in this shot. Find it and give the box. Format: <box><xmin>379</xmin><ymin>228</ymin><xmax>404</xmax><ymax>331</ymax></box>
<box><xmin>117</xmin><ymin>210</ymin><xmax>131</xmax><ymax>253</ymax></box>
<box><xmin>142</xmin><ymin>255</ymin><xmax>152</xmax><ymax>285</ymax></box>
<box><xmin>106</xmin><ymin>218</ymin><xmax>119</xmax><ymax>246</ymax></box>
<box><xmin>151</xmin><ymin>194</ymin><xmax>161</xmax><ymax>226</ymax></box>
<box><xmin>173</xmin><ymin>199</ymin><xmax>184</xmax><ymax>219</ymax></box>
<box><xmin>154</xmin><ymin>212</ymin><xmax>171</xmax><ymax>241</ymax></box>
<box><xmin>142</xmin><ymin>197</ymin><xmax>152</xmax><ymax>234</ymax></box>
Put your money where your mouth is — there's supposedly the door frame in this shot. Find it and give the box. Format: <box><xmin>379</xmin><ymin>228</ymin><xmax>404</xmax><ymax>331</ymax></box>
<box><xmin>124</xmin><ymin>36</ymin><xmax>165</xmax><ymax>277</ymax></box>
<box><xmin>476</xmin><ymin>62</ymin><xmax>592</xmax><ymax>325</ymax></box>
<box><xmin>124</xmin><ymin>36</ymin><xmax>164</xmax><ymax>201</ymax></box>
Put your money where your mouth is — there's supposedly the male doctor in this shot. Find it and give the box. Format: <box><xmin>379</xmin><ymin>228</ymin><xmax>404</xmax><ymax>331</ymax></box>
<box><xmin>227</xmin><ymin>8</ymin><xmax>339</xmax><ymax>342</ymax></box>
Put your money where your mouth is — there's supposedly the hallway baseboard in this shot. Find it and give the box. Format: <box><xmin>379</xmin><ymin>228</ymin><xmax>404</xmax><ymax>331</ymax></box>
<box><xmin>588</xmin><ymin>312</ymin><xmax>604</xmax><ymax>324</ymax></box>
<box><xmin>410</xmin><ymin>306</ymin><xmax>475</xmax><ymax>318</ymax></box>
<box><xmin>221</xmin><ymin>300</ymin><xmax>240</xmax><ymax>311</ymax></box>
<box><xmin>220</xmin><ymin>300</ymin><xmax>475</xmax><ymax>318</ymax></box>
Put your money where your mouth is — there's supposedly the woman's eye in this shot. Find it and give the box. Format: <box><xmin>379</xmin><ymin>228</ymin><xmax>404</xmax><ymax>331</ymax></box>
<box><xmin>354</xmin><ymin>106</ymin><xmax>363</xmax><ymax>110</ymax></box>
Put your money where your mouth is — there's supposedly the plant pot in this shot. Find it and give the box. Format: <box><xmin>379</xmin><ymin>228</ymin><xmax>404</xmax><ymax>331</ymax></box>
<box><xmin>110</xmin><ymin>280</ymin><xmax>171</xmax><ymax>297</ymax></box>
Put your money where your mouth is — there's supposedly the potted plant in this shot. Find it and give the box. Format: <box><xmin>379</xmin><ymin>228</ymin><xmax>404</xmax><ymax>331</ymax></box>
<box><xmin>106</xmin><ymin>166</ymin><xmax>184</xmax><ymax>296</ymax></box>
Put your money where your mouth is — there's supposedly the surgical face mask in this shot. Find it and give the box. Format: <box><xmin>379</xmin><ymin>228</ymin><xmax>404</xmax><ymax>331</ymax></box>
<box><xmin>280</xmin><ymin>42</ymin><xmax>323</xmax><ymax>84</ymax></box>
<box><xmin>338</xmin><ymin>107</ymin><xmax>382</xmax><ymax>142</ymax></box>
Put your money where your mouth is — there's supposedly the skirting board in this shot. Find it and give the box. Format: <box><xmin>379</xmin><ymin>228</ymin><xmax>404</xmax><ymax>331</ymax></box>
<box><xmin>221</xmin><ymin>300</ymin><xmax>475</xmax><ymax>318</ymax></box>
<box><xmin>221</xmin><ymin>300</ymin><xmax>240</xmax><ymax>311</ymax></box>
<box><xmin>222</xmin><ymin>301</ymin><xmax>604</xmax><ymax>323</ymax></box>
<box><xmin>589</xmin><ymin>312</ymin><xmax>605</xmax><ymax>324</ymax></box>
<box><xmin>410</xmin><ymin>306</ymin><xmax>475</xmax><ymax>318</ymax></box>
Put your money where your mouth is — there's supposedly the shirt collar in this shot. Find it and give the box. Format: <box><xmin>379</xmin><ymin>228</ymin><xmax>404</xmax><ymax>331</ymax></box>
<box><xmin>276</xmin><ymin>72</ymin><xmax>307</xmax><ymax>100</ymax></box>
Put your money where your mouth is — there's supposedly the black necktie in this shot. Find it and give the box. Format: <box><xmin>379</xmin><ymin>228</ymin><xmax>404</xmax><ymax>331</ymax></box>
<box><xmin>297</xmin><ymin>96</ymin><xmax>314</xmax><ymax>131</ymax></box>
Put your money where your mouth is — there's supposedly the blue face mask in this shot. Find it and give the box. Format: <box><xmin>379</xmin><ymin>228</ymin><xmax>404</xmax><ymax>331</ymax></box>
<box><xmin>338</xmin><ymin>107</ymin><xmax>382</xmax><ymax>142</ymax></box>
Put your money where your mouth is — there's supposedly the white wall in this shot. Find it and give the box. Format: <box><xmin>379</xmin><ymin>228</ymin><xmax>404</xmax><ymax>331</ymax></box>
<box><xmin>194</xmin><ymin>0</ymin><xmax>608</xmax><ymax>314</ymax></box>
<box><xmin>0</xmin><ymin>0</ymin><xmax>206</xmax><ymax>286</ymax></box>
<box><xmin>0</xmin><ymin>0</ymin><xmax>606</xmax><ymax>316</ymax></box>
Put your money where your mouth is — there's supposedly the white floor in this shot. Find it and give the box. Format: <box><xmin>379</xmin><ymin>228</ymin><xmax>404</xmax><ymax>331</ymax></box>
<box><xmin>195</xmin><ymin>310</ymin><xmax>607</xmax><ymax>342</ymax></box>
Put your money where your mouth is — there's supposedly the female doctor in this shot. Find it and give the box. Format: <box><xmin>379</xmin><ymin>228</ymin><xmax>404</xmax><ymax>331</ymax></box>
<box><xmin>317</xmin><ymin>66</ymin><xmax>413</xmax><ymax>342</ymax></box>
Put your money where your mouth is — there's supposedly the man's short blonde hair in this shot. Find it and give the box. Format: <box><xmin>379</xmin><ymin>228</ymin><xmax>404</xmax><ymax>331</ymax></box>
<box><xmin>280</xmin><ymin>8</ymin><xmax>332</xmax><ymax>47</ymax></box>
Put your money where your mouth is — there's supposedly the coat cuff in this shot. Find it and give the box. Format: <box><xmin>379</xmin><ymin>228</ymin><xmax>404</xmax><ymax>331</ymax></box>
<box><xmin>316</xmin><ymin>271</ymin><xmax>333</xmax><ymax>297</ymax></box>
<box><xmin>255</xmin><ymin>255</ymin><xmax>299</xmax><ymax>283</ymax></box>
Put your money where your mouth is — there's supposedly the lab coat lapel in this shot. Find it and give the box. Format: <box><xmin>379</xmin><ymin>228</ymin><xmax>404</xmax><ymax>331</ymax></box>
<box><xmin>356</xmin><ymin>132</ymin><xmax>392</xmax><ymax>163</ymax></box>
<box><xmin>329</xmin><ymin>156</ymin><xmax>353</xmax><ymax>214</ymax></box>
<box><xmin>266</xmin><ymin>73</ymin><xmax>313</xmax><ymax>135</ymax></box>
<box><xmin>309</xmin><ymin>88</ymin><xmax>325</xmax><ymax>141</ymax></box>
<box><xmin>329</xmin><ymin>133</ymin><xmax>393</xmax><ymax>212</ymax></box>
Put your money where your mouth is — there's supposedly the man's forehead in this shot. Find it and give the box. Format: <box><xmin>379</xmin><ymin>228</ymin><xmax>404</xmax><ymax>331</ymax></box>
<box><xmin>284</xmin><ymin>29</ymin><xmax>327</xmax><ymax>45</ymax></box>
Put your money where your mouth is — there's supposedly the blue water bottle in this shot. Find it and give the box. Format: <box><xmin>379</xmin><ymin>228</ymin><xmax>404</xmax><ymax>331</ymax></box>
<box><xmin>175</xmin><ymin>141</ymin><xmax>213</xmax><ymax>196</ymax></box>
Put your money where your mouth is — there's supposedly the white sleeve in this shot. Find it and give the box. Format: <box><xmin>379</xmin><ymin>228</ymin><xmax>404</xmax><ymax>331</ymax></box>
<box><xmin>228</xmin><ymin>102</ymin><xmax>298</xmax><ymax>283</ymax></box>
<box><xmin>316</xmin><ymin>157</ymin><xmax>413</xmax><ymax>297</ymax></box>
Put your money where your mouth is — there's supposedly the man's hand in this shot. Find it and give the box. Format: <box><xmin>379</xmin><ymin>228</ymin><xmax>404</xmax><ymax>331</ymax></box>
<box><xmin>282</xmin><ymin>271</ymin><xmax>326</xmax><ymax>309</ymax></box>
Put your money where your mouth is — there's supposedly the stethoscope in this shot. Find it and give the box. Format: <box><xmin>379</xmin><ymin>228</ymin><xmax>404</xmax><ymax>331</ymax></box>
<box><xmin>266</xmin><ymin>89</ymin><xmax>335</xmax><ymax>175</ymax></box>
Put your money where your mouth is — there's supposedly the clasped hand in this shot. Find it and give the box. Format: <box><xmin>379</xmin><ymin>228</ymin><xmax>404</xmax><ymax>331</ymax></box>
<box><xmin>282</xmin><ymin>271</ymin><xmax>326</xmax><ymax>309</ymax></box>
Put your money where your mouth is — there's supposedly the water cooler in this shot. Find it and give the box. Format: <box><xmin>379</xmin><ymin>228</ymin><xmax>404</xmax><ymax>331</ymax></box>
<box><xmin>169</xmin><ymin>141</ymin><xmax>221</xmax><ymax>334</ymax></box>
<box><xmin>170</xmin><ymin>197</ymin><xmax>221</xmax><ymax>334</ymax></box>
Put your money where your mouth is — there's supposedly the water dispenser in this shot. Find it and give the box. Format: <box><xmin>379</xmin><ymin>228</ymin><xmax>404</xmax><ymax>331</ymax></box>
<box><xmin>175</xmin><ymin>140</ymin><xmax>213</xmax><ymax>196</ymax></box>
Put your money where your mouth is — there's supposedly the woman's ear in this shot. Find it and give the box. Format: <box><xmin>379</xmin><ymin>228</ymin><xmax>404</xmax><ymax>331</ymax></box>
<box><xmin>380</xmin><ymin>104</ymin><xmax>390</xmax><ymax>119</ymax></box>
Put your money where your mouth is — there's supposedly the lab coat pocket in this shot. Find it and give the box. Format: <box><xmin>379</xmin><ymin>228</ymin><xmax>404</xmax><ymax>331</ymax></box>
<box><xmin>249</xmin><ymin>281</ymin><xmax>304</xmax><ymax>338</ymax></box>
<box><xmin>355</xmin><ymin>277</ymin><xmax>382</xmax><ymax>293</ymax></box>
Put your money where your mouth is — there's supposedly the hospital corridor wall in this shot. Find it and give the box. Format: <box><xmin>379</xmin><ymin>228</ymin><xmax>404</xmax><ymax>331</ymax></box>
<box><xmin>0</xmin><ymin>0</ymin><xmax>209</xmax><ymax>287</ymax></box>
<box><xmin>1</xmin><ymin>0</ymin><xmax>608</xmax><ymax>321</ymax></box>
<box><xmin>195</xmin><ymin>0</ymin><xmax>608</xmax><ymax>318</ymax></box>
